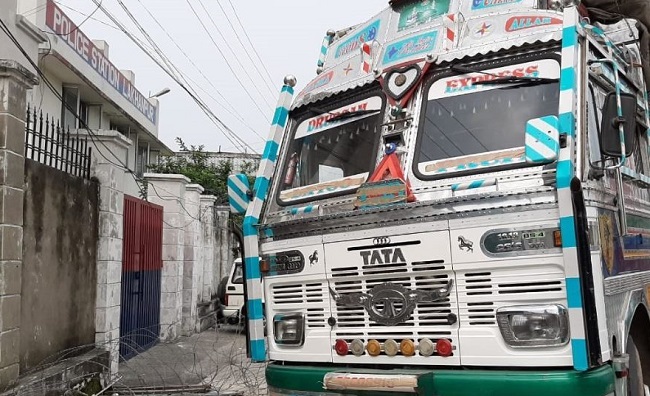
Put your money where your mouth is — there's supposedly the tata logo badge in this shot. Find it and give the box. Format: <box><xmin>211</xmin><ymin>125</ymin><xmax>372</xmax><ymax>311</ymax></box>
<box><xmin>330</xmin><ymin>281</ymin><xmax>453</xmax><ymax>326</ymax></box>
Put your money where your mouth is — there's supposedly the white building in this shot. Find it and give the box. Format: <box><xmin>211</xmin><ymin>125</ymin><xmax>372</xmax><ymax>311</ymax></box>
<box><xmin>19</xmin><ymin>0</ymin><xmax>172</xmax><ymax>194</ymax></box>
<box><xmin>0</xmin><ymin>0</ymin><xmax>45</xmax><ymax>76</ymax></box>
<box><xmin>176</xmin><ymin>150</ymin><xmax>261</xmax><ymax>173</ymax></box>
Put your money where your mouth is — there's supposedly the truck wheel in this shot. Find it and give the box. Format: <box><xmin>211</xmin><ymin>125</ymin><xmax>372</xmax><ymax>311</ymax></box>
<box><xmin>628</xmin><ymin>337</ymin><xmax>645</xmax><ymax>396</ymax></box>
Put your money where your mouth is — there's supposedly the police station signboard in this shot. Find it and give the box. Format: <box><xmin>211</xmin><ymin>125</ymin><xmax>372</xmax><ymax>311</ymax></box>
<box><xmin>45</xmin><ymin>0</ymin><xmax>157</xmax><ymax>125</ymax></box>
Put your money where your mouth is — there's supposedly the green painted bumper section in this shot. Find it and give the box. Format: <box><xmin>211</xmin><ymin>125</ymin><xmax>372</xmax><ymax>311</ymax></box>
<box><xmin>266</xmin><ymin>363</ymin><xmax>615</xmax><ymax>396</ymax></box>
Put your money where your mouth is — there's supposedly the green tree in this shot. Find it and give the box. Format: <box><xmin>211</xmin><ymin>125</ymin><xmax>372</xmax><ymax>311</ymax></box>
<box><xmin>148</xmin><ymin>137</ymin><xmax>254</xmax><ymax>205</ymax></box>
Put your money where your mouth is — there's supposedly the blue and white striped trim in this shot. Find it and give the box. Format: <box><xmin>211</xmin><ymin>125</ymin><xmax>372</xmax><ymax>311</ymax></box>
<box><xmin>243</xmin><ymin>81</ymin><xmax>294</xmax><ymax>362</ymax></box>
<box><xmin>227</xmin><ymin>174</ymin><xmax>251</xmax><ymax>214</ymax></box>
<box><xmin>558</xmin><ymin>6</ymin><xmax>588</xmax><ymax>372</ymax></box>
<box><xmin>290</xmin><ymin>204</ymin><xmax>319</xmax><ymax>215</ymax></box>
<box><xmin>525</xmin><ymin>116</ymin><xmax>559</xmax><ymax>163</ymax></box>
<box><xmin>318</xmin><ymin>34</ymin><xmax>333</xmax><ymax>67</ymax></box>
<box><xmin>451</xmin><ymin>178</ymin><xmax>496</xmax><ymax>191</ymax></box>
<box><xmin>434</xmin><ymin>155</ymin><xmax>525</xmax><ymax>174</ymax></box>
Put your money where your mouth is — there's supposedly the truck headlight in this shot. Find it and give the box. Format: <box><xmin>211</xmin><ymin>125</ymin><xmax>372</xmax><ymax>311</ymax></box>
<box><xmin>496</xmin><ymin>305</ymin><xmax>569</xmax><ymax>347</ymax></box>
<box><xmin>273</xmin><ymin>313</ymin><xmax>305</xmax><ymax>346</ymax></box>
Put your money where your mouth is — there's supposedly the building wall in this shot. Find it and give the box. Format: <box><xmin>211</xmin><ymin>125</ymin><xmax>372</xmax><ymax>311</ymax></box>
<box><xmin>20</xmin><ymin>160</ymin><xmax>99</xmax><ymax>371</ymax></box>
<box><xmin>27</xmin><ymin>69</ymin><xmax>62</xmax><ymax>116</ymax></box>
<box><xmin>176</xmin><ymin>151</ymin><xmax>261</xmax><ymax>174</ymax></box>
<box><xmin>0</xmin><ymin>0</ymin><xmax>42</xmax><ymax>76</ymax></box>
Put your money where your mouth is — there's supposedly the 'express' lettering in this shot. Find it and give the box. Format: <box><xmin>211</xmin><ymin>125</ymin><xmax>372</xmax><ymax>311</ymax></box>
<box><xmin>445</xmin><ymin>65</ymin><xmax>539</xmax><ymax>93</ymax></box>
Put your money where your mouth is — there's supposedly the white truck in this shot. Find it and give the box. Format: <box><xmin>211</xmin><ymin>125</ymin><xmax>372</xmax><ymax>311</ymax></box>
<box><xmin>228</xmin><ymin>0</ymin><xmax>650</xmax><ymax>394</ymax></box>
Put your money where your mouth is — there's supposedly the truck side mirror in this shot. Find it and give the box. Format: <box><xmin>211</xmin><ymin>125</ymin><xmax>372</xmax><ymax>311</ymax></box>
<box><xmin>525</xmin><ymin>115</ymin><xmax>559</xmax><ymax>164</ymax></box>
<box><xmin>600</xmin><ymin>92</ymin><xmax>637</xmax><ymax>158</ymax></box>
<box><xmin>227</xmin><ymin>174</ymin><xmax>252</xmax><ymax>214</ymax></box>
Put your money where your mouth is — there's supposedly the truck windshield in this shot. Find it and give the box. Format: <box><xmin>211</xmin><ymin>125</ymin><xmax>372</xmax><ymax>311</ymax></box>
<box><xmin>415</xmin><ymin>59</ymin><xmax>560</xmax><ymax>177</ymax></box>
<box><xmin>279</xmin><ymin>96</ymin><xmax>383</xmax><ymax>203</ymax></box>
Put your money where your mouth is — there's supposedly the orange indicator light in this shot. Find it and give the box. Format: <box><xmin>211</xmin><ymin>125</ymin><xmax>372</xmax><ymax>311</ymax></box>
<box><xmin>367</xmin><ymin>339</ymin><xmax>381</xmax><ymax>356</ymax></box>
<box><xmin>401</xmin><ymin>339</ymin><xmax>416</xmax><ymax>356</ymax></box>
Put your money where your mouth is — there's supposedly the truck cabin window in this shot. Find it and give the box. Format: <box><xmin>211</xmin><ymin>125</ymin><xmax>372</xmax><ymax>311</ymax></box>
<box><xmin>280</xmin><ymin>96</ymin><xmax>383</xmax><ymax>201</ymax></box>
<box><xmin>416</xmin><ymin>59</ymin><xmax>560</xmax><ymax>177</ymax></box>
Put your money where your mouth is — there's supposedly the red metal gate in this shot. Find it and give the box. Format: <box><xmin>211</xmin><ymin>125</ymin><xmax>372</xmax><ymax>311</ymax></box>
<box><xmin>120</xmin><ymin>195</ymin><xmax>164</xmax><ymax>360</ymax></box>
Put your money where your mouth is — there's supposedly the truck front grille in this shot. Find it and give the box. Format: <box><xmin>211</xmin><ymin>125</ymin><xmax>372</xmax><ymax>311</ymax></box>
<box><xmin>330</xmin><ymin>260</ymin><xmax>456</xmax><ymax>356</ymax></box>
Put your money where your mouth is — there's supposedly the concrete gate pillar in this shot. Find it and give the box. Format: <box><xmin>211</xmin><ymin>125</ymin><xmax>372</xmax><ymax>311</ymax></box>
<box><xmin>87</xmin><ymin>130</ymin><xmax>131</xmax><ymax>378</ymax></box>
<box><xmin>183</xmin><ymin>184</ymin><xmax>203</xmax><ymax>336</ymax></box>
<box><xmin>199</xmin><ymin>195</ymin><xmax>217</xmax><ymax>301</ymax></box>
<box><xmin>214</xmin><ymin>206</ymin><xmax>231</xmax><ymax>282</ymax></box>
<box><xmin>143</xmin><ymin>173</ymin><xmax>188</xmax><ymax>341</ymax></box>
<box><xmin>182</xmin><ymin>184</ymin><xmax>202</xmax><ymax>335</ymax></box>
<box><xmin>0</xmin><ymin>60</ymin><xmax>36</xmax><ymax>388</ymax></box>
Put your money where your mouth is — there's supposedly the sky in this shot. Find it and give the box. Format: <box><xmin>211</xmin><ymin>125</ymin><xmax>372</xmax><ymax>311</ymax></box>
<box><xmin>51</xmin><ymin>0</ymin><xmax>388</xmax><ymax>154</ymax></box>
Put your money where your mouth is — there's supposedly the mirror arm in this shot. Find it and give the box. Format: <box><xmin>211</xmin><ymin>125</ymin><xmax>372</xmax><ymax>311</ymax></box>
<box><xmin>615</xmin><ymin>169</ymin><xmax>628</xmax><ymax>236</ymax></box>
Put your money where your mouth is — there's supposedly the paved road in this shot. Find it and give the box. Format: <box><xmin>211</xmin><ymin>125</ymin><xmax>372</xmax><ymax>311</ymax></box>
<box><xmin>115</xmin><ymin>326</ymin><xmax>266</xmax><ymax>395</ymax></box>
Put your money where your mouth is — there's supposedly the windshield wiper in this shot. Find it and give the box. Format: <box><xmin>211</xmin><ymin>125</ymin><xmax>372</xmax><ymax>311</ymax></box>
<box><xmin>449</xmin><ymin>64</ymin><xmax>557</xmax><ymax>87</ymax></box>
<box><xmin>326</xmin><ymin>109</ymin><xmax>379</xmax><ymax>123</ymax></box>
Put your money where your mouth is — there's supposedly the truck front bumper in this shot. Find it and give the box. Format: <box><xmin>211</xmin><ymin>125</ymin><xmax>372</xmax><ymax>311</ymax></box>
<box><xmin>266</xmin><ymin>363</ymin><xmax>615</xmax><ymax>396</ymax></box>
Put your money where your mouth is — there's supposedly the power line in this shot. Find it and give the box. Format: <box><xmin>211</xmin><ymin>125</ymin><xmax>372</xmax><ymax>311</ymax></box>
<box><xmin>132</xmin><ymin>0</ymin><xmax>265</xmax><ymax>142</ymax></box>
<box><xmin>209</xmin><ymin>0</ymin><xmax>278</xmax><ymax>99</ymax></box>
<box><xmin>115</xmin><ymin>1</ymin><xmax>187</xmax><ymax>89</ymax></box>
<box><xmin>61</xmin><ymin>0</ymin><xmax>103</xmax><ymax>37</ymax></box>
<box><xmin>111</xmin><ymin>0</ymin><xmax>254</xmax><ymax>153</ymax></box>
<box><xmin>91</xmin><ymin>0</ymin><xmax>256</xmax><ymax>153</ymax></box>
<box><xmin>56</xmin><ymin>3</ymin><xmax>122</xmax><ymax>32</ymax></box>
<box><xmin>20</xmin><ymin>3</ymin><xmax>47</xmax><ymax>17</ymax></box>
<box><xmin>195</xmin><ymin>0</ymin><xmax>276</xmax><ymax>106</ymax></box>
<box><xmin>184</xmin><ymin>0</ymin><xmax>274</xmax><ymax>118</ymax></box>
<box><xmin>223</xmin><ymin>0</ymin><xmax>278</xmax><ymax>90</ymax></box>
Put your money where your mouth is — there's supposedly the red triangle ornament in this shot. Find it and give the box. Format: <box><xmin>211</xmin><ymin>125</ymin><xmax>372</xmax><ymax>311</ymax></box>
<box><xmin>367</xmin><ymin>152</ymin><xmax>416</xmax><ymax>202</ymax></box>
